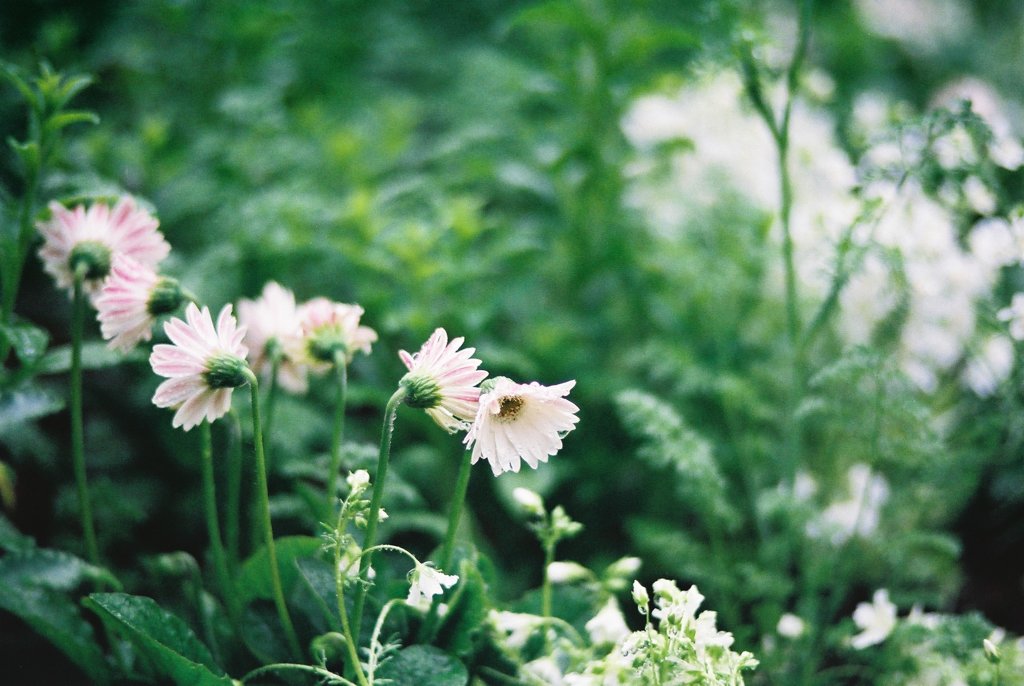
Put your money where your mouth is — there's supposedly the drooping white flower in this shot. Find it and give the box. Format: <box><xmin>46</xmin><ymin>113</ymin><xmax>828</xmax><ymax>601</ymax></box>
<box><xmin>512</xmin><ymin>487</ymin><xmax>545</xmax><ymax>516</ymax></box>
<box><xmin>851</xmin><ymin>589</ymin><xmax>898</xmax><ymax>649</ymax></box>
<box><xmin>150</xmin><ymin>303</ymin><xmax>249</xmax><ymax>431</ymax></box>
<box><xmin>292</xmin><ymin>297</ymin><xmax>377</xmax><ymax>373</ymax></box>
<box><xmin>37</xmin><ymin>197</ymin><xmax>170</xmax><ymax>296</ymax></box>
<box><xmin>777</xmin><ymin>613</ymin><xmax>806</xmax><ymax>639</ymax></box>
<box><xmin>489</xmin><ymin>610</ymin><xmax>544</xmax><ymax>651</ymax></box>
<box><xmin>406</xmin><ymin>562</ymin><xmax>458</xmax><ymax>610</ymax></box>
<box><xmin>585</xmin><ymin>597</ymin><xmax>630</xmax><ymax>645</ymax></box>
<box><xmin>464</xmin><ymin>377</ymin><xmax>579</xmax><ymax>476</ymax></box>
<box><xmin>238</xmin><ymin>282</ymin><xmax>308</xmax><ymax>393</ymax></box>
<box><xmin>807</xmin><ymin>463</ymin><xmax>890</xmax><ymax>545</ymax></box>
<box><xmin>94</xmin><ymin>255</ymin><xmax>186</xmax><ymax>352</ymax></box>
<box><xmin>398</xmin><ymin>328</ymin><xmax>487</xmax><ymax>433</ymax></box>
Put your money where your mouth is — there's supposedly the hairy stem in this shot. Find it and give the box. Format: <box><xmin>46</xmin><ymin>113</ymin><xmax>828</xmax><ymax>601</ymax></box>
<box><xmin>199</xmin><ymin>422</ymin><xmax>240</xmax><ymax>626</ymax></box>
<box><xmin>325</xmin><ymin>353</ymin><xmax>348</xmax><ymax>518</ymax></box>
<box><xmin>246</xmin><ymin>370</ymin><xmax>303</xmax><ymax>660</ymax></box>
<box><xmin>70</xmin><ymin>269</ymin><xmax>100</xmax><ymax>568</ymax></box>
<box><xmin>351</xmin><ymin>387</ymin><xmax>407</xmax><ymax>645</ymax></box>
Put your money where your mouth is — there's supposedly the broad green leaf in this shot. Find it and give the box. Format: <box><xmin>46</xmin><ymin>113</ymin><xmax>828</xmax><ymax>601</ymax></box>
<box><xmin>0</xmin><ymin>383</ymin><xmax>64</xmax><ymax>431</ymax></box>
<box><xmin>0</xmin><ymin>547</ymin><xmax>112</xmax><ymax>591</ymax></box>
<box><xmin>295</xmin><ymin>556</ymin><xmax>342</xmax><ymax>631</ymax></box>
<box><xmin>239</xmin><ymin>601</ymin><xmax>292</xmax><ymax>664</ymax></box>
<box><xmin>36</xmin><ymin>341</ymin><xmax>134</xmax><ymax>374</ymax></box>
<box><xmin>0</xmin><ymin>322</ymin><xmax>49</xmax><ymax>364</ymax></box>
<box><xmin>236</xmin><ymin>535</ymin><xmax>321</xmax><ymax>606</ymax></box>
<box><xmin>434</xmin><ymin>557</ymin><xmax>490</xmax><ymax>658</ymax></box>
<box><xmin>376</xmin><ymin>645</ymin><xmax>467</xmax><ymax>686</ymax></box>
<box><xmin>85</xmin><ymin>593</ymin><xmax>232</xmax><ymax>686</ymax></box>
<box><xmin>0</xmin><ymin>585</ymin><xmax>111</xmax><ymax>684</ymax></box>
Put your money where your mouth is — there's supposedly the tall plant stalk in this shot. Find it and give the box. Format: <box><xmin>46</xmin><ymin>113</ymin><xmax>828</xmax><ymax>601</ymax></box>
<box><xmin>199</xmin><ymin>421</ymin><xmax>240</xmax><ymax>626</ymax></box>
<box><xmin>70</xmin><ymin>269</ymin><xmax>100</xmax><ymax>568</ymax></box>
<box><xmin>244</xmin><ymin>369</ymin><xmax>303</xmax><ymax>660</ymax></box>
<box><xmin>350</xmin><ymin>387</ymin><xmax>406</xmax><ymax>644</ymax></box>
<box><xmin>325</xmin><ymin>352</ymin><xmax>348</xmax><ymax>517</ymax></box>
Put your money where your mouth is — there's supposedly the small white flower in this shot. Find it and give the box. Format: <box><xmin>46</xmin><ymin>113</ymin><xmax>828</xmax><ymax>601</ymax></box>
<box><xmin>777</xmin><ymin>613</ymin><xmax>806</xmax><ymax>639</ymax></box>
<box><xmin>464</xmin><ymin>377</ymin><xmax>580</xmax><ymax>476</ymax></box>
<box><xmin>547</xmin><ymin>561</ymin><xmax>589</xmax><ymax>584</ymax></box>
<box><xmin>522</xmin><ymin>657</ymin><xmax>564</xmax><ymax>685</ymax></box>
<box><xmin>346</xmin><ymin>469</ymin><xmax>370</xmax><ymax>491</ymax></box>
<box><xmin>585</xmin><ymin>597</ymin><xmax>630</xmax><ymax>645</ymax></box>
<box><xmin>490</xmin><ymin>610</ymin><xmax>544</xmax><ymax>650</ymax></box>
<box><xmin>406</xmin><ymin>562</ymin><xmax>458</xmax><ymax>609</ymax></box>
<box><xmin>632</xmin><ymin>580</ymin><xmax>649</xmax><ymax>610</ymax></box>
<box><xmin>512</xmin><ymin>487</ymin><xmax>545</xmax><ymax>516</ymax></box>
<box><xmin>963</xmin><ymin>335</ymin><xmax>1014</xmax><ymax>397</ymax></box>
<box><xmin>851</xmin><ymin>589</ymin><xmax>897</xmax><ymax>649</ymax></box>
<box><xmin>998</xmin><ymin>293</ymin><xmax>1024</xmax><ymax>340</ymax></box>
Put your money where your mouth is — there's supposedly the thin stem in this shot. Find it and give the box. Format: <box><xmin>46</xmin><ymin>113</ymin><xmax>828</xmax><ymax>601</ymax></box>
<box><xmin>417</xmin><ymin>449</ymin><xmax>475</xmax><ymax>642</ymax></box>
<box><xmin>240</xmin><ymin>663</ymin><xmax>356</xmax><ymax>686</ymax></box>
<box><xmin>326</xmin><ymin>353</ymin><xmax>349</xmax><ymax>517</ymax></box>
<box><xmin>351</xmin><ymin>387</ymin><xmax>407</xmax><ymax>645</ymax></box>
<box><xmin>245</xmin><ymin>370</ymin><xmax>303</xmax><ymax>660</ymax></box>
<box><xmin>440</xmin><ymin>450</ymin><xmax>473</xmax><ymax>571</ymax></box>
<box><xmin>366</xmin><ymin>599</ymin><xmax>402</xmax><ymax>679</ymax></box>
<box><xmin>0</xmin><ymin>135</ymin><xmax>41</xmax><ymax>364</ymax></box>
<box><xmin>264</xmin><ymin>354</ymin><xmax>280</xmax><ymax>470</ymax></box>
<box><xmin>225</xmin><ymin>409</ymin><xmax>244</xmax><ymax>569</ymax></box>
<box><xmin>199</xmin><ymin>421</ymin><xmax>240</xmax><ymax>627</ymax></box>
<box><xmin>541</xmin><ymin>534</ymin><xmax>555</xmax><ymax>622</ymax></box>
<box><xmin>333</xmin><ymin>503</ymin><xmax>369</xmax><ymax>686</ymax></box>
<box><xmin>70</xmin><ymin>269</ymin><xmax>100</xmax><ymax>568</ymax></box>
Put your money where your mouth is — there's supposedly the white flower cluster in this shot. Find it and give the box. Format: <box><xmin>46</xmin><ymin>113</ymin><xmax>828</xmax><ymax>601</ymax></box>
<box><xmin>804</xmin><ymin>463</ymin><xmax>890</xmax><ymax>545</ymax></box>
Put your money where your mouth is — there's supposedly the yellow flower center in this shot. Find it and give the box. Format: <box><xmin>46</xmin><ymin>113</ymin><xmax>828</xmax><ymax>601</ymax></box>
<box><xmin>496</xmin><ymin>395</ymin><xmax>524</xmax><ymax>421</ymax></box>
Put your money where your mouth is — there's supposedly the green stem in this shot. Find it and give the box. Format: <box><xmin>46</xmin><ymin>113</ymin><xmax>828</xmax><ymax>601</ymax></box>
<box><xmin>264</xmin><ymin>354</ymin><xmax>280</xmax><ymax>470</ymax></box>
<box><xmin>333</xmin><ymin>506</ymin><xmax>369</xmax><ymax>686</ymax></box>
<box><xmin>326</xmin><ymin>353</ymin><xmax>348</xmax><ymax>518</ymax></box>
<box><xmin>199</xmin><ymin>422</ymin><xmax>240</xmax><ymax>627</ymax></box>
<box><xmin>0</xmin><ymin>140</ymin><xmax>40</xmax><ymax>365</ymax></box>
<box><xmin>240</xmin><ymin>663</ymin><xmax>356</xmax><ymax>686</ymax></box>
<box><xmin>541</xmin><ymin>534</ymin><xmax>555</xmax><ymax>622</ymax></box>
<box><xmin>225</xmin><ymin>410</ymin><xmax>243</xmax><ymax>570</ymax></box>
<box><xmin>70</xmin><ymin>269</ymin><xmax>101</xmax><ymax>568</ymax></box>
<box><xmin>419</xmin><ymin>449</ymin><xmax>474</xmax><ymax>642</ymax></box>
<box><xmin>245</xmin><ymin>370</ymin><xmax>303</xmax><ymax>660</ymax></box>
<box><xmin>440</xmin><ymin>450</ymin><xmax>473</xmax><ymax>571</ymax></box>
<box><xmin>351</xmin><ymin>387</ymin><xmax>407</xmax><ymax>645</ymax></box>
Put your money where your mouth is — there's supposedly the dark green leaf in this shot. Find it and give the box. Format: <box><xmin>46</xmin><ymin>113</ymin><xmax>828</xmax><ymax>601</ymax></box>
<box><xmin>236</xmin><ymin>535</ymin><xmax>321</xmax><ymax>606</ymax></box>
<box><xmin>84</xmin><ymin>593</ymin><xmax>232</xmax><ymax>686</ymax></box>
<box><xmin>0</xmin><ymin>512</ymin><xmax>34</xmax><ymax>552</ymax></box>
<box><xmin>434</xmin><ymin>558</ymin><xmax>490</xmax><ymax>658</ymax></box>
<box><xmin>0</xmin><ymin>585</ymin><xmax>111</xmax><ymax>684</ymax></box>
<box><xmin>0</xmin><ymin>322</ymin><xmax>49</xmax><ymax>364</ymax></box>
<box><xmin>0</xmin><ymin>547</ymin><xmax>108</xmax><ymax>591</ymax></box>
<box><xmin>376</xmin><ymin>645</ymin><xmax>467</xmax><ymax>686</ymax></box>
<box><xmin>0</xmin><ymin>63</ymin><xmax>39</xmax><ymax>110</ymax></box>
<box><xmin>239</xmin><ymin>601</ymin><xmax>292</xmax><ymax>664</ymax></box>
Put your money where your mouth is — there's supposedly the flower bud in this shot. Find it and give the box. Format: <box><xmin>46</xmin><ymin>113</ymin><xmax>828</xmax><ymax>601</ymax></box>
<box><xmin>984</xmin><ymin>637</ymin><xmax>1001</xmax><ymax>664</ymax></box>
<box><xmin>346</xmin><ymin>469</ymin><xmax>370</xmax><ymax>491</ymax></box>
<box><xmin>203</xmin><ymin>353</ymin><xmax>251</xmax><ymax>389</ymax></box>
<box><xmin>146</xmin><ymin>277</ymin><xmax>187</xmax><ymax>316</ymax></box>
<box><xmin>607</xmin><ymin>556</ymin><xmax>642</xmax><ymax>578</ymax></box>
<box><xmin>68</xmin><ymin>240</ymin><xmax>112</xmax><ymax>281</ymax></box>
<box><xmin>632</xmin><ymin>580</ymin><xmax>650</xmax><ymax>610</ymax></box>
<box><xmin>777</xmin><ymin>613</ymin><xmax>806</xmax><ymax>639</ymax></box>
<box><xmin>512</xmin><ymin>487</ymin><xmax>545</xmax><ymax>516</ymax></box>
<box><xmin>547</xmin><ymin>561</ymin><xmax>589</xmax><ymax>584</ymax></box>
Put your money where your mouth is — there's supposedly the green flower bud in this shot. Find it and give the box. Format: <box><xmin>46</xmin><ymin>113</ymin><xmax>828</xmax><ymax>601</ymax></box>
<box><xmin>399</xmin><ymin>372</ymin><xmax>442</xmax><ymax>409</ymax></box>
<box><xmin>68</xmin><ymin>241</ymin><xmax>112</xmax><ymax>281</ymax></box>
<box><xmin>203</xmin><ymin>353</ymin><xmax>250</xmax><ymax>389</ymax></box>
<box><xmin>146</xmin><ymin>277</ymin><xmax>187</xmax><ymax>316</ymax></box>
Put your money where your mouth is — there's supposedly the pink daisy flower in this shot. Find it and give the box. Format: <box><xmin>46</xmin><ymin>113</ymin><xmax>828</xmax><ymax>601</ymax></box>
<box><xmin>398</xmin><ymin>328</ymin><xmax>488</xmax><ymax>433</ymax></box>
<box><xmin>94</xmin><ymin>255</ymin><xmax>187</xmax><ymax>352</ymax></box>
<box><xmin>290</xmin><ymin>297</ymin><xmax>377</xmax><ymax>373</ymax></box>
<box><xmin>37</xmin><ymin>197</ymin><xmax>170</xmax><ymax>295</ymax></box>
<box><xmin>238</xmin><ymin>282</ymin><xmax>308</xmax><ymax>393</ymax></box>
<box><xmin>464</xmin><ymin>377</ymin><xmax>579</xmax><ymax>476</ymax></box>
<box><xmin>150</xmin><ymin>303</ymin><xmax>249</xmax><ymax>431</ymax></box>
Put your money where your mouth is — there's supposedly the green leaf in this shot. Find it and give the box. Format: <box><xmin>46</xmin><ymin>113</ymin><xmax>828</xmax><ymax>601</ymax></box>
<box><xmin>236</xmin><ymin>535</ymin><xmax>321</xmax><ymax>606</ymax></box>
<box><xmin>376</xmin><ymin>645</ymin><xmax>467</xmax><ymax>686</ymax></box>
<box><xmin>84</xmin><ymin>593</ymin><xmax>232</xmax><ymax>686</ymax></box>
<box><xmin>434</xmin><ymin>557</ymin><xmax>490</xmax><ymax>659</ymax></box>
<box><xmin>51</xmin><ymin>73</ymin><xmax>94</xmax><ymax>111</ymax></box>
<box><xmin>44</xmin><ymin>110</ymin><xmax>100</xmax><ymax>136</ymax></box>
<box><xmin>0</xmin><ymin>586</ymin><xmax>111</xmax><ymax>684</ymax></box>
<box><xmin>7</xmin><ymin>138</ymin><xmax>40</xmax><ymax>172</ymax></box>
<box><xmin>0</xmin><ymin>63</ymin><xmax>39</xmax><ymax>110</ymax></box>
<box><xmin>0</xmin><ymin>383</ymin><xmax>64</xmax><ymax>431</ymax></box>
<box><xmin>238</xmin><ymin>601</ymin><xmax>292</xmax><ymax>664</ymax></box>
<box><xmin>0</xmin><ymin>547</ymin><xmax>109</xmax><ymax>591</ymax></box>
<box><xmin>36</xmin><ymin>341</ymin><xmax>132</xmax><ymax>374</ymax></box>
<box><xmin>0</xmin><ymin>321</ymin><xmax>49</xmax><ymax>364</ymax></box>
